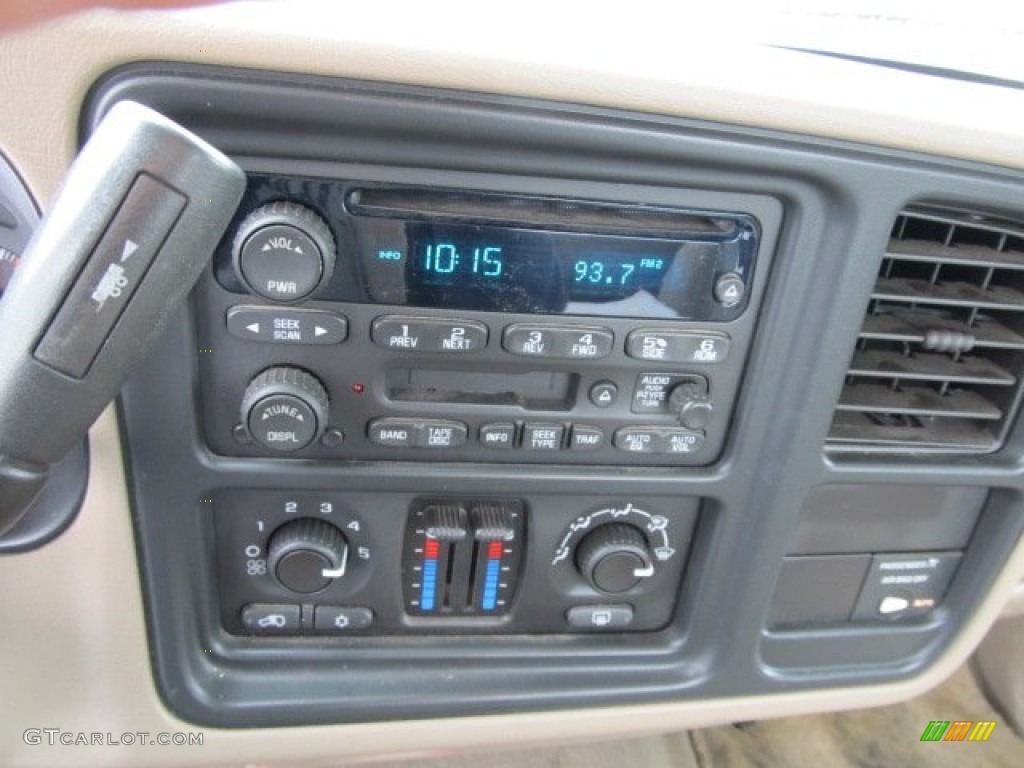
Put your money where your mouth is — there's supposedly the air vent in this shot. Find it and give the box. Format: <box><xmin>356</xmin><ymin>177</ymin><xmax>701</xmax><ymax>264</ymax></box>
<box><xmin>829</xmin><ymin>207</ymin><xmax>1024</xmax><ymax>453</ymax></box>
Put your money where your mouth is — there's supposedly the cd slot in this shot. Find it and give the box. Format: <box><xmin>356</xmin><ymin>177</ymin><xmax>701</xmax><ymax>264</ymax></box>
<box><xmin>347</xmin><ymin>187</ymin><xmax>735</xmax><ymax>239</ymax></box>
<box><xmin>386</xmin><ymin>368</ymin><xmax>577</xmax><ymax>411</ymax></box>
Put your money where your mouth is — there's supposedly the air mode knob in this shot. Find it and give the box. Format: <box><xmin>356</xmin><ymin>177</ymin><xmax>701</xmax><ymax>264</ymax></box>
<box><xmin>575</xmin><ymin>523</ymin><xmax>654</xmax><ymax>594</ymax></box>
<box><xmin>232</xmin><ymin>201</ymin><xmax>336</xmax><ymax>302</ymax></box>
<box><xmin>268</xmin><ymin>518</ymin><xmax>349</xmax><ymax>594</ymax></box>
<box><xmin>240</xmin><ymin>366</ymin><xmax>329</xmax><ymax>452</ymax></box>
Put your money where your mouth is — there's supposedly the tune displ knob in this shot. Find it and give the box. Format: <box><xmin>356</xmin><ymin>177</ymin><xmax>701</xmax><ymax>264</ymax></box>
<box><xmin>232</xmin><ymin>201</ymin><xmax>336</xmax><ymax>302</ymax></box>
<box><xmin>575</xmin><ymin>523</ymin><xmax>654</xmax><ymax>594</ymax></box>
<box><xmin>268</xmin><ymin>518</ymin><xmax>349</xmax><ymax>594</ymax></box>
<box><xmin>668</xmin><ymin>381</ymin><xmax>714</xmax><ymax>431</ymax></box>
<box><xmin>241</xmin><ymin>366</ymin><xmax>329</xmax><ymax>452</ymax></box>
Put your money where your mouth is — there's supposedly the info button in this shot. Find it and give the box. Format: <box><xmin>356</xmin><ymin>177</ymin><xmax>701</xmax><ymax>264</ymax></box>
<box><xmin>480</xmin><ymin>423</ymin><xmax>517</xmax><ymax>449</ymax></box>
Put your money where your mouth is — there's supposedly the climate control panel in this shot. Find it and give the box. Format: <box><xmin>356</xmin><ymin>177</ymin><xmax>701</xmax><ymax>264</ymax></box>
<box><xmin>214</xmin><ymin>490</ymin><xmax>699</xmax><ymax>635</ymax></box>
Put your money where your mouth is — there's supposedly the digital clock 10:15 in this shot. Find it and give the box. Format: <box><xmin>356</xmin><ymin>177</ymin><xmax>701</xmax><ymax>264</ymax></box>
<box><xmin>423</xmin><ymin>242</ymin><xmax>504</xmax><ymax>278</ymax></box>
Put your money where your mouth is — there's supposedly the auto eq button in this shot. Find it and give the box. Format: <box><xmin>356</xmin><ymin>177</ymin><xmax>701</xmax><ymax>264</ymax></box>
<box><xmin>613</xmin><ymin>427</ymin><xmax>660</xmax><ymax>453</ymax></box>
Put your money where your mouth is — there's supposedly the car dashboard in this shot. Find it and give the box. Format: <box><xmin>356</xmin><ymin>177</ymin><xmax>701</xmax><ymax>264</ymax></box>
<box><xmin>1</xmin><ymin>2</ymin><xmax>1024</xmax><ymax>766</ymax></box>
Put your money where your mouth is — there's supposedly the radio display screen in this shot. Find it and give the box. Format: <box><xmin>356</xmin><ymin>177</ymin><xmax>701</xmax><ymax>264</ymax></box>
<box><xmin>360</xmin><ymin>221</ymin><xmax>755</xmax><ymax>319</ymax></box>
<box><xmin>412</xmin><ymin>225</ymin><xmax>676</xmax><ymax>300</ymax></box>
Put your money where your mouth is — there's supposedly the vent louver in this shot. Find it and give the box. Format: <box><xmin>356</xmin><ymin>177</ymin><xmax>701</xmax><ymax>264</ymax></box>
<box><xmin>829</xmin><ymin>207</ymin><xmax>1024</xmax><ymax>453</ymax></box>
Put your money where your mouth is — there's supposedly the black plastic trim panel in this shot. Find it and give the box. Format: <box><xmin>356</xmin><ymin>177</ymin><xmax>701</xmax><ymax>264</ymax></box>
<box><xmin>92</xmin><ymin>63</ymin><xmax>1024</xmax><ymax>727</ymax></box>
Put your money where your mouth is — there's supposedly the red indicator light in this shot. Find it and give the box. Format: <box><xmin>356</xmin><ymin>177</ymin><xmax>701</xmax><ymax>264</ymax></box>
<box><xmin>488</xmin><ymin>541</ymin><xmax>503</xmax><ymax>559</ymax></box>
<box><xmin>351</xmin><ymin>383</ymin><xmax>365</xmax><ymax>394</ymax></box>
<box><xmin>424</xmin><ymin>539</ymin><xmax>440</xmax><ymax>559</ymax></box>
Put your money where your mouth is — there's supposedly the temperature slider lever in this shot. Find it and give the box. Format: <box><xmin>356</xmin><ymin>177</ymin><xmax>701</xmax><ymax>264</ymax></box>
<box><xmin>0</xmin><ymin>101</ymin><xmax>245</xmax><ymax>535</ymax></box>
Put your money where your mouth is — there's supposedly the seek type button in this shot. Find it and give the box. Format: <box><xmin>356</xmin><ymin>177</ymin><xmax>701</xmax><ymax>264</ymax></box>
<box><xmin>371</xmin><ymin>316</ymin><xmax>487</xmax><ymax>353</ymax></box>
<box><xmin>626</xmin><ymin>329</ymin><xmax>731</xmax><ymax>364</ymax></box>
<box><xmin>523</xmin><ymin>423</ymin><xmax>565</xmax><ymax>450</ymax></box>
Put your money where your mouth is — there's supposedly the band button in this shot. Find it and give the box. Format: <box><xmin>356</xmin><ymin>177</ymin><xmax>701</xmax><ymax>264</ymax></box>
<box><xmin>367</xmin><ymin>419</ymin><xmax>417</xmax><ymax>447</ymax></box>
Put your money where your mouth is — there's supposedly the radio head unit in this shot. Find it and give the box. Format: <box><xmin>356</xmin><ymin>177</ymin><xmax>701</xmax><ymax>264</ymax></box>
<box><xmin>217</xmin><ymin>178</ymin><xmax>759</xmax><ymax>322</ymax></box>
<box><xmin>198</xmin><ymin>174</ymin><xmax>773</xmax><ymax>467</ymax></box>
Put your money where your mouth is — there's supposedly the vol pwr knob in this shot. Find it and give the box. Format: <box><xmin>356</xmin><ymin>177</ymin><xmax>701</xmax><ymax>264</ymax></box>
<box><xmin>232</xmin><ymin>201</ymin><xmax>336</xmax><ymax>302</ymax></box>
<box><xmin>240</xmin><ymin>367</ymin><xmax>329</xmax><ymax>452</ymax></box>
